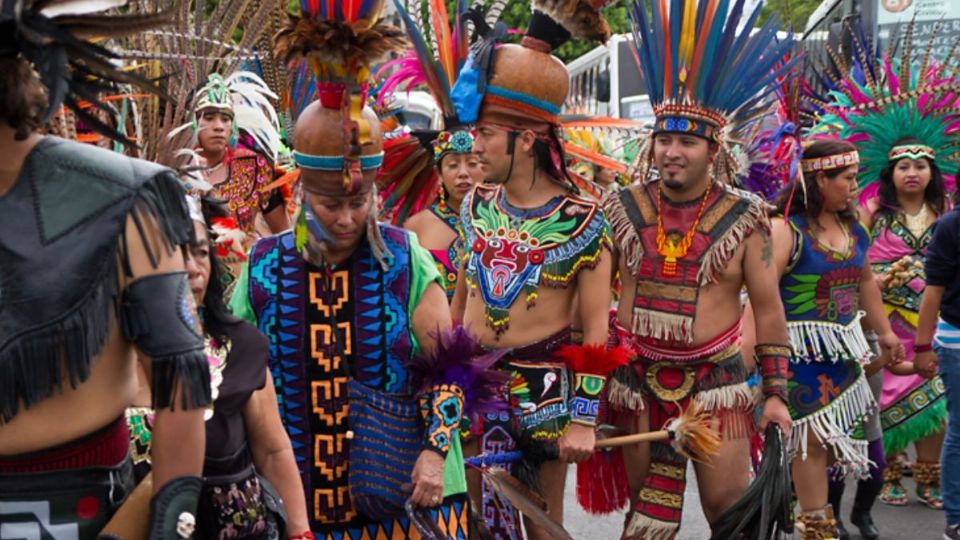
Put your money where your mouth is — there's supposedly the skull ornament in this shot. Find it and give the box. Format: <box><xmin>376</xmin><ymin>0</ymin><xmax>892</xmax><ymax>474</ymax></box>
<box><xmin>176</xmin><ymin>511</ymin><xmax>196</xmax><ymax>538</ymax></box>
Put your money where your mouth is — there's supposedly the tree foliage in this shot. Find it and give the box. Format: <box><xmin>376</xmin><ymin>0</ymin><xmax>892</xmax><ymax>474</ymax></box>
<box><xmin>757</xmin><ymin>0</ymin><xmax>823</xmax><ymax>31</ymax></box>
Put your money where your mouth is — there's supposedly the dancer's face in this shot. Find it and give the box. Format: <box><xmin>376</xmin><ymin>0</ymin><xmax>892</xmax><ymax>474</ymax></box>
<box><xmin>196</xmin><ymin>108</ymin><xmax>233</xmax><ymax>155</ymax></box>
<box><xmin>184</xmin><ymin>221</ymin><xmax>212</xmax><ymax>305</ymax></box>
<box><xmin>304</xmin><ymin>191</ymin><xmax>371</xmax><ymax>258</ymax></box>
<box><xmin>653</xmin><ymin>133</ymin><xmax>716</xmax><ymax>192</ymax></box>
<box><xmin>817</xmin><ymin>165</ymin><xmax>860</xmax><ymax>213</ymax></box>
<box><xmin>892</xmin><ymin>157</ymin><xmax>932</xmax><ymax>197</ymax></box>
<box><xmin>438</xmin><ymin>153</ymin><xmax>483</xmax><ymax>206</ymax></box>
<box><xmin>473</xmin><ymin>124</ymin><xmax>515</xmax><ymax>184</ymax></box>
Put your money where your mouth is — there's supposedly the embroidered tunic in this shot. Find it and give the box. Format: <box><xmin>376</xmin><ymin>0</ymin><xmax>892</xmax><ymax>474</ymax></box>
<box><xmin>780</xmin><ymin>215</ymin><xmax>874</xmax><ymax>476</ymax></box>
<box><xmin>868</xmin><ymin>210</ymin><xmax>947</xmax><ymax>454</ymax></box>
<box><xmin>461</xmin><ymin>184</ymin><xmax>611</xmax><ymax>333</ymax></box>
<box><xmin>231</xmin><ymin>226</ymin><xmax>469</xmax><ymax>538</ymax></box>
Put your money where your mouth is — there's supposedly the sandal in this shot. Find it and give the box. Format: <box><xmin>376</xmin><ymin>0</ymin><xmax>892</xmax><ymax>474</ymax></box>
<box><xmin>914</xmin><ymin>462</ymin><xmax>944</xmax><ymax>510</ymax></box>
<box><xmin>879</xmin><ymin>481</ymin><xmax>909</xmax><ymax>506</ymax></box>
<box><xmin>918</xmin><ymin>484</ymin><xmax>944</xmax><ymax>510</ymax></box>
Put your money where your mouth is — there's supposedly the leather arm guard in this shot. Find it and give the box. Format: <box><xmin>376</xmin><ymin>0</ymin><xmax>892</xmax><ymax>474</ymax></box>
<box><xmin>756</xmin><ymin>343</ymin><xmax>791</xmax><ymax>403</ymax></box>
<box><xmin>121</xmin><ymin>272</ymin><xmax>212</xmax><ymax>410</ymax></box>
<box><xmin>148</xmin><ymin>476</ymin><xmax>203</xmax><ymax>539</ymax></box>
<box><xmin>556</xmin><ymin>344</ymin><xmax>631</xmax><ymax>427</ymax></box>
<box><xmin>419</xmin><ymin>385</ymin><xmax>465</xmax><ymax>457</ymax></box>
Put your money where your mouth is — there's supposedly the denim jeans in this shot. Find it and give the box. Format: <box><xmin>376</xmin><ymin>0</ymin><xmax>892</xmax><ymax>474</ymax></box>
<box><xmin>936</xmin><ymin>344</ymin><xmax>960</xmax><ymax>525</ymax></box>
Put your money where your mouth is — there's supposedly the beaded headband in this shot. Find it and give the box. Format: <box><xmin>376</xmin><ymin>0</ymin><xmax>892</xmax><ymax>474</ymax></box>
<box><xmin>652</xmin><ymin>104</ymin><xmax>727</xmax><ymax>140</ymax></box>
<box><xmin>294</xmin><ymin>151</ymin><xmax>385</xmax><ymax>171</ymax></box>
<box><xmin>434</xmin><ymin>129</ymin><xmax>475</xmax><ymax>161</ymax></box>
<box><xmin>800</xmin><ymin>150</ymin><xmax>860</xmax><ymax>173</ymax></box>
<box><xmin>888</xmin><ymin>144</ymin><xmax>935</xmax><ymax>162</ymax></box>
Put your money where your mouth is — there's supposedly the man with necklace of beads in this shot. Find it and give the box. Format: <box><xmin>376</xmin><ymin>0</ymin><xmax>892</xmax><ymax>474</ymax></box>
<box><xmin>448</xmin><ymin>6</ymin><xmax>625</xmax><ymax>539</ymax></box>
<box><xmin>597</xmin><ymin>1</ymin><xmax>795</xmax><ymax>537</ymax></box>
<box><xmin>183</xmin><ymin>73</ymin><xmax>291</xmax><ymax>285</ymax></box>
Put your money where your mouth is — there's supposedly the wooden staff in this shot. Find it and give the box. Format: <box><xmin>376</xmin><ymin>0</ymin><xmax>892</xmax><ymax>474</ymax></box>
<box><xmin>594</xmin><ymin>400</ymin><xmax>722</xmax><ymax>462</ymax></box>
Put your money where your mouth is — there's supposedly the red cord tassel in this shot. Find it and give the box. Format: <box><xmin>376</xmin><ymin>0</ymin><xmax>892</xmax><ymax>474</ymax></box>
<box><xmin>576</xmin><ymin>448</ymin><xmax>630</xmax><ymax>515</ymax></box>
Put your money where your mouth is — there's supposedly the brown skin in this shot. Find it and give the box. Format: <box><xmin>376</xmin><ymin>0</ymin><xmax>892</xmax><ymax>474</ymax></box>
<box><xmin>0</xmin><ymin>128</ymin><xmax>205</xmax><ymax>494</ymax></box>
<box><xmin>403</xmin><ymin>152</ymin><xmax>482</xmax><ymax>261</ymax></box>
<box><xmin>196</xmin><ymin>108</ymin><xmax>289</xmax><ymax>234</ymax></box>
<box><xmin>304</xmin><ymin>191</ymin><xmax>453</xmax><ymax>508</ymax></box>
<box><xmin>595</xmin><ymin>167</ymin><xmax>618</xmax><ymax>190</ymax></box>
<box><xmin>744</xmin><ymin>165</ymin><xmax>904</xmax><ymax>513</ymax></box>
<box><xmin>616</xmin><ymin>132</ymin><xmax>791</xmax><ymax>525</ymax></box>
<box><xmin>452</xmin><ymin>123</ymin><xmax>612</xmax><ymax>539</ymax></box>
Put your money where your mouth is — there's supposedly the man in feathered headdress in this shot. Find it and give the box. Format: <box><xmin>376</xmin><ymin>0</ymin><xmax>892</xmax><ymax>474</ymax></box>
<box><xmin>0</xmin><ymin>0</ymin><xmax>212</xmax><ymax>537</ymax></box>
<box><xmin>174</xmin><ymin>71</ymin><xmax>289</xmax><ymax>285</ymax></box>
<box><xmin>229</xmin><ymin>0</ymin><xmax>504</xmax><ymax>537</ymax></box>
<box><xmin>598</xmin><ymin>0</ymin><xmax>795</xmax><ymax>537</ymax></box>
<box><xmin>447</xmin><ymin>3</ymin><xmax>629</xmax><ymax>538</ymax></box>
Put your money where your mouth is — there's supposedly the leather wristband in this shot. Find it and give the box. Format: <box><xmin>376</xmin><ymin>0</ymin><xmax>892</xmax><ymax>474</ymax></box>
<box><xmin>756</xmin><ymin>343</ymin><xmax>791</xmax><ymax>403</ymax></box>
<box><xmin>570</xmin><ymin>373</ymin><xmax>605</xmax><ymax>427</ymax></box>
<box><xmin>148</xmin><ymin>476</ymin><xmax>203</xmax><ymax>540</ymax></box>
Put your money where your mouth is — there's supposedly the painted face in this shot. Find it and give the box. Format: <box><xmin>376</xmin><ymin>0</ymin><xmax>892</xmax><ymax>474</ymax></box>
<box><xmin>653</xmin><ymin>133</ymin><xmax>713</xmax><ymax>192</ymax></box>
<box><xmin>438</xmin><ymin>152</ymin><xmax>483</xmax><ymax>204</ymax></box>
<box><xmin>184</xmin><ymin>221</ymin><xmax>212</xmax><ymax>305</ymax></box>
<box><xmin>818</xmin><ymin>165</ymin><xmax>859</xmax><ymax>213</ymax></box>
<box><xmin>892</xmin><ymin>157</ymin><xmax>932</xmax><ymax>197</ymax></box>
<box><xmin>196</xmin><ymin>108</ymin><xmax>234</xmax><ymax>154</ymax></box>
<box><xmin>304</xmin><ymin>191</ymin><xmax>372</xmax><ymax>259</ymax></box>
<box><xmin>473</xmin><ymin>124</ymin><xmax>514</xmax><ymax>184</ymax></box>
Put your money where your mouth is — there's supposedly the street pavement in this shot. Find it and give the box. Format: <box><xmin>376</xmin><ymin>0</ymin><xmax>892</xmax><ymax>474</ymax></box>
<box><xmin>560</xmin><ymin>461</ymin><xmax>945</xmax><ymax>539</ymax></box>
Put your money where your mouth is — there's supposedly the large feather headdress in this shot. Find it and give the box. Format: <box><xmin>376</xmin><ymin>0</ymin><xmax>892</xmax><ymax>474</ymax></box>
<box><xmin>0</xmin><ymin>0</ymin><xmax>171</xmax><ymax>143</ymax></box>
<box><xmin>808</xmin><ymin>20</ymin><xmax>960</xmax><ymax>202</ymax></box>
<box><xmin>629</xmin><ymin>0</ymin><xmax>796</xmax><ymax>183</ymax></box>
<box><xmin>374</xmin><ymin>0</ymin><xmax>476</xmax><ymax>224</ymax></box>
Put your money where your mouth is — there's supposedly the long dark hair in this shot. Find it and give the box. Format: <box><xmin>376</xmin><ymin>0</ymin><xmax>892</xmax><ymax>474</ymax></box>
<box><xmin>775</xmin><ymin>139</ymin><xmax>858</xmax><ymax>226</ymax></box>
<box><xmin>198</xmin><ymin>198</ymin><xmax>240</xmax><ymax>345</ymax></box>
<box><xmin>875</xmin><ymin>136</ymin><xmax>947</xmax><ymax>220</ymax></box>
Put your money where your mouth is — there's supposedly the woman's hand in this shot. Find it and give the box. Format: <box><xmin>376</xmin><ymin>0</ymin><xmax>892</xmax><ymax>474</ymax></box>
<box><xmin>410</xmin><ymin>450</ymin><xmax>446</xmax><ymax>508</ymax></box>
<box><xmin>878</xmin><ymin>331</ymin><xmax>905</xmax><ymax>365</ymax></box>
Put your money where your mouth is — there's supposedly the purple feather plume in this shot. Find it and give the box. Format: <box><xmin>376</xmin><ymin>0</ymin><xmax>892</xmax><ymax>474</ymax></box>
<box><xmin>407</xmin><ymin>326</ymin><xmax>510</xmax><ymax>416</ymax></box>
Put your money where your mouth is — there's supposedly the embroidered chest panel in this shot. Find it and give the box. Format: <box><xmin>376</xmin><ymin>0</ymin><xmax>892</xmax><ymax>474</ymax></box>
<box><xmin>462</xmin><ymin>185</ymin><xmax>610</xmax><ymax>332</ymax></box>
<box><xmin>247</xmin><ymin>227</ymin><xmax>414</xmax><ymax>526</ymax></box>
<box><xmin>605</xmin><ymin>182</ymin><xmax>766</xmax><ymax>343</ymax></box>
<box><xmin>869</xmin><ymin>213</ymin><xmax>931</xmax><ymax>312</ymax></box>
<box><xmin>429</xmin><ymin>202</ymin><xmax>465</xmax><ymax>300</ymax></box>
<box><xmin>781</xmin><ymin>216</ymin><xmax>868</xmax><ymax>325</ymax></box>
<box><xmin>212</xmin><ymin>150</ymin><xmax>273</xmax><ymax>233</ymax></box>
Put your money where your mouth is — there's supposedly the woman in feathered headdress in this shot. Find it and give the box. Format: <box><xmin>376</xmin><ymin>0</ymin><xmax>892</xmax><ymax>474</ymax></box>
<box><xmin>376</xmin><ymin>0</ymin><xmax>485</xmax><ymax>302</ymax></box>
<box><xmin>810</xmin><ymin>21</ymin><xmax>960</xmax><ymax>518</ymax></box>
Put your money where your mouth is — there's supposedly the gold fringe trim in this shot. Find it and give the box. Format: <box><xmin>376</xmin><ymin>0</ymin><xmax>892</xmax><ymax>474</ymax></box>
<box><xmin>602</xmin><ymin>188</ymin><xmax>644</xmax><ymax>276</ymax></box>
<box><xmin>697</xmin><ymin>188</ymin><xmax>770</xmax><ymax>285</ymax></box>
<box><xmin>791</xmin><ymin>368</ymin><xmax>875</xmax><ymax>479</ymax></box>
<box><xmin>623</xmin><ymin>511</ymin><xmax>680</xmax><ymax>540</ymax></box>
<box><xmin>606</xmin><ymin>376</ymin><xmax>645</xmax><ymax>413</ymax></box>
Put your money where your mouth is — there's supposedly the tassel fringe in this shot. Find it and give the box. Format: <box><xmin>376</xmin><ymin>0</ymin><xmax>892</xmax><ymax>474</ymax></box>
<box><xmin>629</xmin><ymin>309</ymin><xmax>693</xmax><ymax>344</ymax></box>
<box><xmin>697</xmin><ymin>192</ymin><xmax>769</xmax><ymax>285</ymax></box>
<box><xmin>151</xmin><ymin>350</ymin><xmax>214</xmax><ymax>410</ymax></box>
<box><xmin>602</xmin><ymin>189</ymin><xmax>644</xmax><ymax>276</ymax></box>
<box><xmin>606</xmin><ymin>366</ymin><xmax>645</xmax><ymax>413</ymax></box>
<box><xmin>576</xmin><ymin>449</ymin><xmax>630</xmax><ymax>515</ymax></box>
<box><xmin>791</xmin><ymin>368</ymin><xmax>875</xmax><ymax>479</ymax></box>
<box><xmin>623</xmin><ymin>512</ymin><xmax>679</xmax><ymax>540</ymax></box>
<box><xmin>787</xmin><ymin>312</ymin><xmax>871</xmax><ymax>364</ymax></box>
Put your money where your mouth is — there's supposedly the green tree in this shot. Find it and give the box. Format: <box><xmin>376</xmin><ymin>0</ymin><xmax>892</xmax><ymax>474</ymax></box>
<box><xmin>757</xmin><ymin>0</ymin><xmax>823</xmax><ymax>31</ymax></box>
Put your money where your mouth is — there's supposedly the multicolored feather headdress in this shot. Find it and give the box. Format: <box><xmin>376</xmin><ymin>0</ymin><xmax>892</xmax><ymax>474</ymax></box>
<box><xmin>808</xmin><ymin>20</ymin><xmax>960</xmax><ymax>202</ymax></box>
<box><xmin>629</xmin><ymin>0</ymin><xmax>796</xmax><ymax>182</ymax></box>
<box><xmin>0</xmin><ymin>0</ymin><xmax>171</xmax><ymax>144</ymax></box>
<box><xmin>375</xmin><ymin>0</ymin><xmax>476</xmax><ymax>224</ymax></box>
<box><xmin>275</xmin><ymin>0</ymin><xmax>406</xmax><ymax>195</ymax></box>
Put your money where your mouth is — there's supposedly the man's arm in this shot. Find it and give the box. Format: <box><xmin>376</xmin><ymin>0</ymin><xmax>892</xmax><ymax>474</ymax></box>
<box><xmin>915</xmin><ymin>286</ymin><xmax>946</xmax><ymax>377</ymax></box>
<box><xmin>120</xmin><ymin>211</ymin><xmax>207</xmax><ymax>492</ymax></box>
<box><xmin>263</xmin><ymin>204</ymin><xmax>291</xmax><ymax>233</ymax></box>
<box><xmin>743</xmin><ymin>217</ymin><xmax>792</xmax><ymax>435</ymax></box>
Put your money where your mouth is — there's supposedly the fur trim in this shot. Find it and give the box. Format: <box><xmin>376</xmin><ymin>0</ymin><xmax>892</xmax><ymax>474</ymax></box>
<box><xmin>555</xmin><ymin>344</ymin><xmax>631</xmax><ymax>377</ymax></box>
<box><xmin>531</xmin><ymin>0</ymin><xmax>611</xmax><ymax>43</ymax></box>
<box><xmin>602</xmin><ymin>188</ymin><xmax>643</xmax><ymax>276</ymax></box>
<box><xmin>606</xmin><ymin>365</ymin><xmax>645</xmax><ymax>413</ymax></box>
<box><xmin>697</xmin><ymin>188</ymin><xmax>769</xmax><ymax>285</ymax></box>
<box><xmin>275</xmin><ymin>16</ymin><xmax>408</xmax><ymax>73</ymax></box>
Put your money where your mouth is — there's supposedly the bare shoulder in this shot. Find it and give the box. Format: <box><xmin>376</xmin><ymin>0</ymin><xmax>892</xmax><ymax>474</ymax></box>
<box><xmin>402</xmin><ymin>209</ymin><xmax>436</xmax><ymax>234</ymax></box>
